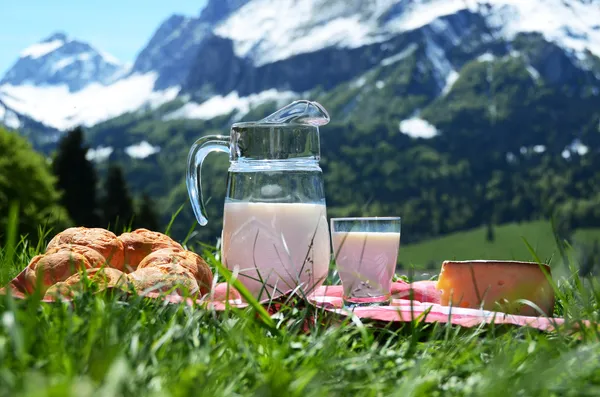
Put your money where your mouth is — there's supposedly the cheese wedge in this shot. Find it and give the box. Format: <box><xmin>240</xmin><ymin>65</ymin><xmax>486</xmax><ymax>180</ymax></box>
<box><xmin>436</xmin><ymin>260</ymin><xmax>555</xmax><ymax>316</ymax></box>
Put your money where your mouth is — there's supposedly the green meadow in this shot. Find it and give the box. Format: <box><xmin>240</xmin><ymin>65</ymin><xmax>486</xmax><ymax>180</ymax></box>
<box><xmin>1</xmin><ymin>214</ymin><xmax>600</xmax><ymax>396</ymax></box>
<box><xmin>399</xmin><ymin>220</ymin><xmax>600</xmax><ymax>274</ymax></box>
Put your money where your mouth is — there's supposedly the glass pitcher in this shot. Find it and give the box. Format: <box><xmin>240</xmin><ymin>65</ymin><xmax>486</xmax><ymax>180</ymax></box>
<box><xmin>186</xmin><ymin>100</ymin><xmax>331</xmax><ymax>301</ymax></box>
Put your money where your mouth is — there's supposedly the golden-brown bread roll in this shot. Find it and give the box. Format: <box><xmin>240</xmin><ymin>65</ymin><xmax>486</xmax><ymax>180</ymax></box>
<box><xmin>44</xmin><ymin>282</ymin><xmax>73</xmax><ymax>299</ymax></box>
<box><xmin>64</xmin><ymin>267</ymin><xmax>129</xmax><ymax>289</ymax></box>
<box><xmin>46</xmin><ymin>227</ymin><xmax>125</xmax><ymax>270</ymax></box>
<box><xmin>128</xmin><ymin>263</ymin><xmax>199</xmax><ymax>296</ymax></box>
<box><xmin>43</xmin><ymin>267</ymin><xmax>130</xmax><ymax>300</ymax></box>
<box><xmin>24</xmin><ymin>250</ymin><xmax>93</xmax><ymax>294</ymax></box>
<box><xmin>45</xmin><ymin>244</ymin><xmax>108</xmax><ymax>269</ymax></box>
<box><xmin>118</xmin><ymin>229</ymin><xmax>184</xmax><ymax>272</ymax></box>
<box><xmin>137</xmin><ymin>248</ymin><xmax>213</xmax><ymax>295</ymax></box>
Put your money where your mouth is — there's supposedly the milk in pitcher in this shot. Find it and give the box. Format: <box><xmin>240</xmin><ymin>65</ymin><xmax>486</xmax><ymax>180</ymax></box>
<box><xmin>222</xmin><ymin>201</ymin><xmax>330</xmax><ymax>300</ymax></box>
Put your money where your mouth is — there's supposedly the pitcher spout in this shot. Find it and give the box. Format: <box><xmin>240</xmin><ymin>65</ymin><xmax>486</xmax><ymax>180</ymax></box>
<box><xmin>259</xmin><ymin>100</ymin><xmax>330</xmax><ymax>126</ymax></box>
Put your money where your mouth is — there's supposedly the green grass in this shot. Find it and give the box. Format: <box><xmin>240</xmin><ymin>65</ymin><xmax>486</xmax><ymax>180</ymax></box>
<box><xmin>399</xmin><ymin>220</ymin><xmax>600</xmax><ymax>271</ymax></box>
<box><xmin>1</xmin><ymin>220</ymin><xmax>600</xmax><ymax>396</ymax></box>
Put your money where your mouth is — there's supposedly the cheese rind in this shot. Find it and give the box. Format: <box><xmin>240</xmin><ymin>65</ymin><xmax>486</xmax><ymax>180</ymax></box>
<box><xmin>436</xmin><ymin>260</ymin><xmax>555</xmax><ymax>316</ymax></box>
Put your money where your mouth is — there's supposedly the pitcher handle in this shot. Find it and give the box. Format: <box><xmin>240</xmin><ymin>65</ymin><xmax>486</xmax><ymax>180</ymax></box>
<box><xmin>186</xmin><ymin>135</ymin><xmax>230</xmax><ymax>226</ymax></box>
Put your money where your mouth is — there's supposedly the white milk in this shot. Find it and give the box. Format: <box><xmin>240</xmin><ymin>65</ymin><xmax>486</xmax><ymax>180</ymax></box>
<box><xmin>221</xmin><ymin>201</ymin><xmax>330</xmax><ymax>300</ymax></box>
<box><xmin>332</xmin><ymin>232</ymin><xmax>400</xmax><ymax>298</ymax></box>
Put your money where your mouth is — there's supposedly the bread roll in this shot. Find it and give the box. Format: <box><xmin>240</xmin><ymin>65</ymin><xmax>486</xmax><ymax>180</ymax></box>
<box><xmin>137</xmin><ymin>248</ymin><xmax>213</xmax><ymax>295</ymax></box>
<box><xmin>66</xmin><ymin>267</ymin><xmax>128</xmax><ymax>288</ymax></box>
<box><xmin>44</xmin><ymin>267</ymin><xmax>130</xmax><ymax>299</ymax></box>
<box><xmin>45</xmin><ymin>244</ymin><xmax>108</xmax><ymax>269</ymax></box>
<box><xmin>44</xmin><ymin>282</ymin><xmax>73</xmax><ymax>299</ymax></box>
<box><xmin>118</xmin><ymin>229</ymin><xmax>184</xmax><ymax>272</ymax></box>
<box><xmin>24</xmin><ymin>250</ymin><xmax>93</xmax><ymax>293</ymax></box>
<box><xmin>46</xmin><ymin>227</ymin><xmax>124</xmax><ymax>270</ymax></box>
<box><xmin>128</xmin><ymin>263</ymin><xmax>199</xmax><ymax>296</ymax></box>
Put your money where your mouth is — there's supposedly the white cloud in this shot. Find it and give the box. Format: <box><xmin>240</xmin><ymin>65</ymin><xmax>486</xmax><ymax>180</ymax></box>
<box><xmin>0</xmin><ymin>73</ymin><xmax>180</xmax><ymax>130</ymax></box>
<box><xmin>163</xmin><ymin>89</ymin><xmax>297</xmax><ymax>121</ymax></box>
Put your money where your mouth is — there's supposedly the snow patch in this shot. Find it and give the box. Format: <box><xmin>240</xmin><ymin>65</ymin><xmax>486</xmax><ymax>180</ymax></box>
<box><xmin>477</xmin><ymin>53</ymin><xmax>496</xmax><ymax>62</ymax></box>
<box><xmin>125</xmin><ymin>141</ymin><xmax>160</xmax><ymax>159</ymax></box>
<box><xmin>561</xmin><ymin>139</ymin><xmax>588</xmax><ymax>159</ymax></box>
<box><xmin>506</xmin><ymin>152</ymin><xmax>517</xmax><ymax>163</ymax></box>
<box><xmin>569</xmin><ymin>139</ymin><xmax>589</xmax><ymax>156</ymax></box>
<box><xmin>533</xmin><ymin>145</ymin><xmax>546</xmax><ymax>153</ymax></box>
<box><xmin>380</xmin><ymin>44</ymin><xmax>418</xmax><ymax>67</ymax></box>
<box><xmin>164</xmin><ymin>89</ymin><xmax>297</xmax><ymax>121</ymax></box>
<box><xmin>0</xmin><ymin>104</ymin><xmax>21</xmax><ymax>130</ymax></box>
<box><xmin>353</xmin><ymin>76</ymin><xmax>367</xmax><ymax>88</ymax></box>
<box><xmin>483</xmin><ymin>0</ymin><xmax>600</xmax><ymax>59</ymax></box>
<box><xmin>388</xmin><ymin>0</ymin><xmax>470</xmax><ymax>34</ymax></box>
<box><xmin>520</xmin><ymin>146</ymin><xmax>528</xmax><ymax>155</ymax></box>
<box><xmin>399</xmin><ymin>118</ymin><xmax>438</xmax><ymax>139</ymax></box>
<box><xmin>423</xmin><ymin>33</ymin><xmax>455</xmax><ymax>90</ymax></box>
<box><xmin>4</xmin><ymin>109</ymin><xmax>20</xmax><ymax>130</ymax></box>
<box><xmin>20</xmin><ymin>39</ymin><xmax>65</xmax><ymax>59</ymax></box>
<box><xmin>0</xmin><ymin>73</ymin><xmax>180</xmax><ymax>130</ymax></box>
<box><xmin>442</xmin><ymin>70</ymin><xmax>459</xmax><ymax>95</ymax></box>
<box><xmin>217</xmin><ymin>9</ymin><xmax>373</xmax><ymax>66</ymax></box>
<box><xmin>51</xmin><ymin>52</ymin><xmax>94</xmax><ymax>72</ymax></box>
<box><xmin>509</xmin><ymin>50</ymin><xmax>522</xmax><ymax>58</ymax></box>
<box><xmin>216</xmin><ymin>0</ymin><xmax>600</xmax><ymax>65</ymax></box>
<box><xmin>215</xmin><ymin>0</ymin><xmax>459</xmax><ymax>66</ymax></box>
<box><xmin>98</xmin><ymin>50</ymin><xmax>121</xmax><ymax>65</ymax></box>
<box><xmin>86</xmin><ymin>146</ymin><xmax>113</xmax><ymax>162</ymax></box>
<box><xmin>526</xmin><ymin>65</ymin><xmax>540</xmax><ymax>81</ymax></box>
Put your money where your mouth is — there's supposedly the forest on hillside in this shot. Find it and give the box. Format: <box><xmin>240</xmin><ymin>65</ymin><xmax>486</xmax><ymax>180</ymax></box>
<box><xmin>76</xmin><ymin>42</ymin><xmax>600</xmax><ymax>247</ymax></box>
<box><xmin>2</xmin><ymin>34</ymin><xmax>600</xmax><ymax>253</ymax></box>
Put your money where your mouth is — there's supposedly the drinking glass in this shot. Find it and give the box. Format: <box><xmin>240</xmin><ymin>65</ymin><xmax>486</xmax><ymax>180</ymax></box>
<box><xmin>331</xmin><ymin>217</ymin><xmax>401</xmax><ymax>307</ymax></box>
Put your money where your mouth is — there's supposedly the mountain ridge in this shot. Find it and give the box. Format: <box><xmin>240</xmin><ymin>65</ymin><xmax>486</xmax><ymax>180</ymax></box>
<box><xmin>1</xmin><ymin>32</ymin><xmax>126</xmax><ymax>92</ymax></box>
<box><xmin>1</xmin><ymin>0</ymin><xmax>599</xmax><ymax>137</ymax></box>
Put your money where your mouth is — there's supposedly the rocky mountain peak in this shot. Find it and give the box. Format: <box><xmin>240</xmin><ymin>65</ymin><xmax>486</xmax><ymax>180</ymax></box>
<box><xmin>0</xmin><ymin>32</ymin><xmax>125</xmax><ymax>92</ymax></box>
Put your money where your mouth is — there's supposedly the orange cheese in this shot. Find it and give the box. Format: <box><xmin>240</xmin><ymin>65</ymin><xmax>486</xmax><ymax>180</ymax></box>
<box><xmin>436</xmin><ymin>260</ymin><xmax>555</xmax><ymax>316</ymax></box>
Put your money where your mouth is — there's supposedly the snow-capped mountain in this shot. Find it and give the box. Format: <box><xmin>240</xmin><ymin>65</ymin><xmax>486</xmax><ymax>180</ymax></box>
<box><xmin>0</xmin><ymin>99</ymin><xmax>21</xmax><ymax>130</ymax></box>
<box><xmin>130</xmin><ymin>15</ymin><xmax>213</xmax><ymax>90</ymax></box>
<box><xmin>1</xmin><ymin>32</ymin><xmax>126</xmax><ymax>91</ymax></box>
<box><xmin>1</xmin><ymin>0</ymin><xmax>600</xmax><ymax>133</ymax></box>
<box><xmin>0</xmin><ymin>0</ymin><xmax>252</xmax><ymax>132</ymax></box>
<box><xmin>0</xmin><ymin>98</ymin><xmax>61</xmax><ymax>150</ymax></box>
<box><xmin>213</xmin><ymin>0</ymin><xmax>600</xmax><ymax>67</ymax></box>
<box><xmin>183</xmin><ymin>0</ymin><xmax>600</xmax><ymax>97</ymax></box>
<box><xmin>131</xmin><ymin>0</ymin><xmax>250</xmax><ymax>89</ymax></box>
<box><xmin>0</xmin><ymin>32</ymin><xmax>179</xmax><ymax>131</ymax></box>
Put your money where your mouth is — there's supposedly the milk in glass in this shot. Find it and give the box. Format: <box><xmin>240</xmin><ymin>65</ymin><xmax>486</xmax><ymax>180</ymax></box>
<box><xmin>332</xmin><ymin>231</ymin><xmax>400</xmax><ymax>299</ymax></box>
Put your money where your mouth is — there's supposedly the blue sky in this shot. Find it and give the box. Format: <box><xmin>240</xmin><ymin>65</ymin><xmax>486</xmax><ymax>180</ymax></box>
<box><xmin>0</xmin><ymin>0</ymin><xmax>208</xmax><ymax>76</ymax></box>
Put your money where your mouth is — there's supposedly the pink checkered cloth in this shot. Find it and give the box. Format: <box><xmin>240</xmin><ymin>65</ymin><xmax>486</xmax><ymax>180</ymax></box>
<box><xmin>308</xmin><ymin>281</ymin><xmax>570</xmax><ymax>332</ymax></box>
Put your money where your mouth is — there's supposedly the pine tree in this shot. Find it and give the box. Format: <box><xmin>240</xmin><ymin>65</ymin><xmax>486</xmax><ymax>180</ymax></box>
<box><xmin>134</xmin><ymin>193</ymin><xmax>160</xmax><ymax>231</ymax></box>
<box><xmin>593</xmin><ymin>239</ymin><xmax>600</xmax><ymax>276</ymax></box>
<box><xmin>0</xmin><ymin>127</ymin><xmax>71</xmax><ymax>239</ymax></box>
<box><xmin>485</xmin><ymin>220</ymin><xmax>495</xmax><ymax>243</ymax></box>
<box><xmin>52</xmin><ymin>126</ymin><xmax>100</xmax><ymax>226</ymax></box>
<box><xmin>581</xmin><ymin>239</ymin><xmax>600</xmax><ymax>277</ymax></box>
<box><xmin>101</xmin><ymin>163</ymin><xmax>134</xmax><ymax>233</ymax></box>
